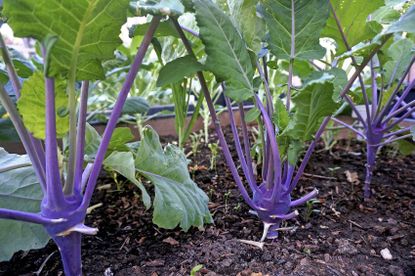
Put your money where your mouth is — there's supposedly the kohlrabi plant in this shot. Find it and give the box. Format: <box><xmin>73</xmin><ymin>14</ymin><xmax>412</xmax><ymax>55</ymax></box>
<box><xmin>0</xmin><ymin>1</ymin><xmax>211</xmax><ymax>275</ymax></box>
<box><xmin>326</xmin><ymin>1</ymin><xmax>415</xmax><ymax>198</ymax></box>
<box><xmin>156</xmin><ymin>0</ymin><xmax>415</xmax><ymax>240</ymax></box>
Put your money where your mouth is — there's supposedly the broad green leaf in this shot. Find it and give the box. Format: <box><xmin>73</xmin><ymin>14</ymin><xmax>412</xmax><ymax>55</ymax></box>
<box><xmin>4</xmin><ymin>0</ymin><xmax>129</xmax><ymax>79</ymax></box>
<box><xmin>130</xmin><ymin>0</ymin><xmax>185</xmax><ymax>16</ymax></box>
<box><xmin>130</xmin><ymin>21</ymin><xmax>179</xmax><ymax>39</ymax></box>
<box><xmin>193</xmin><ymin>0</ymin><xmax>254</xmax><ymax>102</ymax></box>
<box><xmin>104</xmin><ymin>151</ymin><xmax>151</xmax><ymax>209</ymax></box>
<box><xmin>17</xmin><ymin>72</ymin><xmax>69</xmax><ymax>139</ymax></box>
<box><xmin>372</xmin><ymin>6</ymin><xmax>401</xmax><ymax>24</ymax></box>
<box><xmin>157</xmin><ymin>55</ymin><xmax>203</xmax><ymax>87</ymax></box>
<box><xmin>383</xmin><ymin>38</ymin><xmax>415</xmax><ymax>84</ymax></box>
<box><xmin>0</xmin><ymin>119</ymin><xmax>18</xmax><ymax>142</ymax></box>
<box><xmin>228</xmin><ymin>0</ymin><xmax>265</xmax><ymax>54</ymax></box>
<box><xmin>396</xmin><ymin>139</ymin><xmax>415</xmax><ymax>155</ymax></box>
<box><xmin>386</xmin><ymin>5</ymin><xmax>415</xmax><ymax>34</ymax></box>
<box><xmin>285</xmin><ymin>82</ymin><xmax>338</xmax><ymax>141</ymax></box>
<box><xmin>0</xmin><ymin>148</ymin><xmax>49</xmax><ymax>261</ymax></box>
<box><xmin>121</xmin><ymin>96</ymin><xmax>150</xmax><ymax>115</ymax></box>
<box><xmin>261</xmin><ymin>0</ymin><xmax>329</xmax><ymax>60</ymax></box>
<box><xmin>302</xmin><ymin>68</ymin><xmax>347</xmax><ymax>102</ymax></box>
<box><xmin>272</xmin><ymin>99</ymin><xmax>289</xmax><ymax>132</ymax></box>
<box><xmin>245</xmin><ymin>107</ymin><xmax>261</xmax><ymax>123</ymax></box>
<box><xmin>84</xmin><ymin>123</ymin><xmax>101</xmax><ymax>158</ymax></box>
<box><xmin>322</xmin><ymin>0</ymin><xmax>384</xmax><ymax>54</ymax></box>
<box><xmin>108</xmin><ymin>127</ymin><xmax>134</xmax><ymax>153</ymax></box>
<box><xmin>135</xmin><ymin>127</ymin><xmax>212</xmax><ymax>231</ymax></box>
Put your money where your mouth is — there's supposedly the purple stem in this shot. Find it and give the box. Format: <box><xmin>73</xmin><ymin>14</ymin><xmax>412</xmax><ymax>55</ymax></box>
<box><xmin>383</xmin><ymin>125</ymin><xmax>413</xmax><ymax>139</ymax></box>
<box><xmin>377</xmin><ymin>56</ymin><xmax>415</xmax><ymax>124</ymax></box>
<box><xmin>225</xmin><ymin>97</ymin><xmax>258</xmax><ymax>193</ymax></box>
<box><xmin>80</xmin><ymin>17</ymin><xmax>161</xmax><ymax>210</ymax></box>
<box><xmin>376</xmin><ymin>133</ymin><xmax>412</xmax><ymax>147</ymax></box>
<box><xmin>384</xmin><ymin>105</ymin><xmax>415</xmax><ymax>132</ymax></box>
<box><xmin>254</xmin><ymin>94</ymin><xmax>282</xmax><ymax>200</ymax></box>
<box><xmin>81</xmin><ymin>163</ymin><xmax>93</xmax><ymax>193</ymax></box>
<box><xmin>0</xmin><ymin>34</ymin><xmax>21</xmax><ymax>98</ymax></box>
<box><xmin>286</xmin><ymin>0</ymin><xmax>295</xmax><ymax>111</ymax></box>
<box><xmin>383</xmin><ymin>99</ymin><xmax>415</xmax><ymax>123</ymax></box>
<box><xmin>0</xmin><ymin>86</ymin><xmax>47</xmax><ymax>191</ymax></box>
<box><xmin>53</xmin><ymin>233</ymin><xmax>82</xmax><ymax>276</ymax></box>
<box><xmin>44</xmin><ymin>77</ymin><xmax>65</xmax><ymax>209</ymax></box>
<box><xmin>73</xmin><ymin>81</ymin><xmax>89</xmax><ymax>196</ymax></box>
<box><xmin>288</xmin><ymin>117</ymin><xmax>331</xmax><ymax>193</ymax></box>
<box><xmin>290</xmin><ymin>189</ymin><xmax>319</xmax><ymax>207</ymax></box>
<box><xmin>331</xmin><ymin>117</ymin><xmax>366</xmax><ymax>138</ymax></box>
<box><xmin>370</xmin><ymin>59</ymin><xmax>378</xmax><ymax>120</ymax></box>
<box><xmin>344</xmin><ymin>95</ymin><xmax>368</xmax><ymax>128</ymax></box>
<box><xmin>172</xmin><ymin>18</ymin><xmax>257</xmax><ymax>209</ymax></box>
<box><xmin>364</xmin><ymin>144</ymin><xmax>378</xmax><ymax>198</ymax></box>
<box><xmin>329</xmin><ymin>0</ymin><xmax>372</xmax><ymax>130</ymax></box>
<box><xmin>388</xmin><ymin>79</ymin><xmax>415</xmax><ymax>117</ymax></box>
<box><xmin>239</xmin><ymin>103</ymin><xmax>255</xmax><ymax>182</ymax></box>
<box><xmin>271</xmin><ymin>210</ymin><xmax>298</xmax><ymax>220</ymax></box>
<box><xmin>0</xmin><ymin>208</ymin><xmax>63</xmax><ymax>225</ymax></box>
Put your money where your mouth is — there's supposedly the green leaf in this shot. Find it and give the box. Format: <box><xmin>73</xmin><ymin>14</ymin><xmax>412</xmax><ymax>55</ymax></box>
<box><xmin>228</xmin><ymin>0</ymin><xmax>265</xmax><ymax>54</ymax></box>
<box><xmin>130</xmin><ymin>21</ymin><xmax>179</xmax><ymax>39</ymax></box>
<box><xmin>396</xmin><ymin>139</ymin><xmax>415</xmax><ymax>155</ymax></box>
<box><xmin>372</xmin><ymin>6</ymin><xmax>401</xmax><ymax>24</ymax></box>
<box><xmin>285</xmin><ymin>82</ymin><xmax>338</xmax><ymax>141</ymax></box>
<box><xmin>84</xmin><ymin>123</ymin><xmax>101</xmax><ymax>158</ymax></box>
<box><xmin>0</xmin><ymin>148</ymin><xmax>49</xmax><ymax>261</ymax></box>
<box><xmin>272</xmin><ymin>99</ymin><xmax>289</xmax><ymax>132</ymax></box>
<box><xmin>261</xmin><ymin>0</ymin><xmax>330</xmax><ymax>60</ymax></box>
<box><xmin>130</xmin><ymin>0</ymin><xmax>185</xmax><ymax>16</ymax></box>
<box><xmin>193</xmin><ymin>0</ymin><xmax>254</xmax><ymax>102</ymax></box>
<box><xmin>245</xmin><ymin>107</ymin><xmax>261</xmax><ymax>123</ymax></box>
<box><xmin>104</xmin><ymin>151</ymin><xmax>151</xmax><ymax>209</ymax></box>
<box><xmin>386</xmin><ymin>5</ymin><xmax>415</xmax><ymax>34</ymax></box>
<box><xmin>3</xmin><ymin>0</ymin><xmax>130</xmax><ymax>80</ymax></box>
<box><xmin>383</xmin><ymin>38</ymin><xmax>415</xmax><ymax>84</ymax></box>
<box><xmin>302</xmin><ymin>68</ymin><xmax>347</xmax><ymax>102</ymax></box>
<box><xmin>122</xmin><ymin>96</ymin><xmax>150</xmax><ymax>115</ymax></box>
<box><xmin>108</xmin><ymin>127</ymin><xmax>134</xmax><ymax>153</ymax></box>
<box><xmin>135</xmin><ymin>127</ymin><xmax>212</xmax><ymax>231</ymax></box>
<box><xmin>322</xmin><ymin>0</ymin><xmax>384</xmax><ymax>54</ymax></box>
<box><xmin>157</xmin><ymin>55</ymin><xmax>203</xmax><ymax>87</ymax></box>
<box><xmin>411</xmin><ymin>125</ymin><xmax>415</xmax><ymax>141</ymax></box>
<box><xmin>17</xmin><ymin>72</ymin><xmax>69</xmax><ymax>140</ymax></box>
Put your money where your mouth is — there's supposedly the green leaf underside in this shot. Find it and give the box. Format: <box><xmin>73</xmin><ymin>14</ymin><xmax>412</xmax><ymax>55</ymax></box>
<box><xmin>386</xmin><ymin>5</ymin><xmax>415</xmax><ymax>34</ymax></box>
<box><xmin>130</xmin><ymin>0</ymin><xmax>185</xmax><ymax>16</ymax></box>
<box><xmin>0</xmin><ymin>148</ymin><xmax>49</xmax><ymax>261</ymax></box>
<box><xmin>383</xmin><ymin>38</ymin><xmax>415</xmax><ymax>84</ymax></box>
<box><xmin>157</xmin><ymin>55</ymin><xmax>203</xmax><ymax>87</ymax></box>
<box><xmin>121</xmin><ymin>96</ymin><xmax>150</xmax><ymax>115</ymax></box>
<box><xmin>322</xmin><ymin>0</ymin><xmax>384</xmax><ymax>54</ymax></box>
<box><xmin>4</xmin><ymin>0</ymin><xmax>129</xmax><ymax>80</ymax></box>
<box><xmin>130</xmin><ymin>21</ymin><xmax>179</xmax><ymax>39</ymax></box>
<box><xmin>193</xmin><ymin>0</ymin><xmax>254</xmax><ymax>102</ymax></box>
<box><xmin>136</xmin><ymin>127</ymin><xmax>212</xmax><ymax>231</ymax></box>
<box><xmin>286</xmin><ymin>82</ymin><xmax>338</xmax><ymax>141</ymax></box>
<box><xmin>302</xmin><ymin>68</ymin><xmax>347</xmax><ymax>102</ymax></box>
<box><xmin>17</xmin><ymin>72</ymin><xmax>69</xmax><ymax>139</ymax></box>
<box><xmin>104</xmin><ymin>151</ymin><xmax>151</xmax><ymax>209</ymax></box>
<box><xmin>262</xmin><ymin>0</ymin><xmax>329</xmax><ymax>60</ymax></box>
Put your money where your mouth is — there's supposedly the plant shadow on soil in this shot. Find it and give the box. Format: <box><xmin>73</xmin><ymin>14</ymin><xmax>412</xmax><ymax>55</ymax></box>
<box><xmin>0</xmin><ymin>128</ymin><xmax>414</xmax><ymax>276</ymax></box>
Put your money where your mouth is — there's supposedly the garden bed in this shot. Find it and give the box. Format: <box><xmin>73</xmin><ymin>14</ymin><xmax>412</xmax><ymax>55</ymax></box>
<box><xmin>1</xmin><ymin>130</ymin><xmax>414</xmax><ymax>276</ymax></box>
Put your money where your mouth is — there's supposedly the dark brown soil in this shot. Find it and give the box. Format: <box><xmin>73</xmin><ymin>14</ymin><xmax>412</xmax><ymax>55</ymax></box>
<box><xmin>1</xmin><ymin>132</ymin><xmax>414</xmax><ymax>276</ymax></box>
